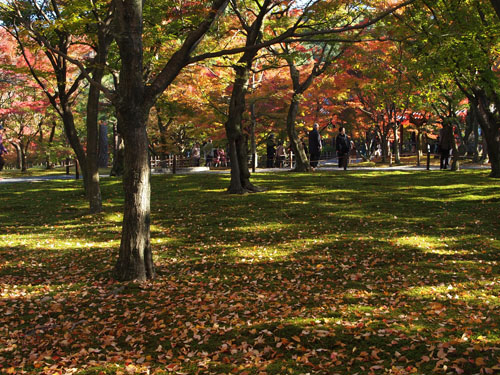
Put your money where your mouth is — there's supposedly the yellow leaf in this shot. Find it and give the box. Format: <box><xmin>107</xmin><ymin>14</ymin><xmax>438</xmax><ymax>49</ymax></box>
<box><xmin>475</xmin><ymin>357</ymin><xmax>486</xmax><ymax>366</ymax></box>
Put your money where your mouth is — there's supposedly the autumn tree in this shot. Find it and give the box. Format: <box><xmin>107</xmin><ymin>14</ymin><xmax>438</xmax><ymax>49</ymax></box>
<box><xmin>1</xmin><ymin>0</ymin><xmax>115</xmax><ymax>212</ymax></box>
<box><xmin>395</xmin><ymin>0</ymin><xmax>500</xmax><ymax>177</ymax></box>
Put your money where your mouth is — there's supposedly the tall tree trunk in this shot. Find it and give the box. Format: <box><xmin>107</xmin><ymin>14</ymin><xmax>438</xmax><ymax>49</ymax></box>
<box><xmin>61</xmin><ymin>105</ymin><xmax>88</xmax><ymax>186</ymax></box>
<box><xmin>473</xmin><ymin>89</ymin><xmax>500</xmax><ymax>177</ymax></box>
<box><xmin>85</xmin><ymin>69</ymin><xmax>104</xmax><ymax>213</ymax></box>
<box><xmin>113</xmin><ymin>0</ymin><xmax>155</xmax><ymax>281</ymax></box>
<box><xmin>226</xmin><ymin>65</ymin><xmax>258</xmax><ymax>193</ymax></box>
<box><xmin>111</xmin><ymin>122</ymin><xmax>125</xmax><ymax>176</ymax></box>
<box><xmin>287</xmin><ymin>95</ymin><xmax>311</xmax><ymax>172</ymax></box>
<box><xmin>483</xmin><ymin>128</ymin><xmax>500</xmax><ymax>177</ymax></box>
<box><xmin>45</xmin><ymin>121</ymin><xmax>57</xmax><ymax>169</ymax></box>
<box><xmin>12</xmin><ymin>143</ymin><xmax>21</xmax><ymax>170</ymax></box>
<box><xmin>394</xmin><ymin>122</ymin><xmax>401</xmax><ymax>164</ymax></box>
<box><xmin>250</xmin><ymin>102</ymin><xmax>257</xmax><ymax>173</ymax></box>
<box><xmin>450</xmin><ymin>124</ymin><xmax>460</xmax><ymax>171</ymax></box>
<box><xmin>112</xmin><ymin>0</ymin><xmax>229</xmax><ymax>280</ymax></box>
<box><xmin>416</xmin><ymin>130</ymin><xmax>423</xmax><ymax>167</ymax></box>
<box><xmin>114</xmin><ymin>118</ymin><xmax>155</xmax><ymax>281</ymax></box>
<box><xmin>380</xmin><ymin>132</ymin><xmax>389</xmax><ymax>163</ymax></box>
<box><xmin>21</xmin><ymin>140</ymin><xmax>30</xmax><ymax>172</ymax></box>
<box><xmin>472</xmin><ymin>120</ymin><xmax>480</xmax><ymax>162</ymax></box>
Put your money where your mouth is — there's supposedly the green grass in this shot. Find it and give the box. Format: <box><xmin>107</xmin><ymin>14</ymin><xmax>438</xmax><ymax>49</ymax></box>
<box><xmin>0</xmin><ymin>170</ymin><xmax>499</xmax><ymax>375</ymax></box>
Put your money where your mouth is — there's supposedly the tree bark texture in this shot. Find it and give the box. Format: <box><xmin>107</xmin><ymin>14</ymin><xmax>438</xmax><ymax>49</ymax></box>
<box><xmin>226</xmin><ymin>65</ymin><xmax>257</xmax><ymax>193</ymax></box>
<box><xmin>473</xmin><ymin>89</ymin><xmax>500</xmax><ymax>177</ymax></box>
<box><xmin>114</xmin><ymin>122</ymin><xmax>155</xmax><ymax>281</ymax></box>
<box><xmin>85</xmin><ymin>68</ymin><xmax>104</xmax><ymax>213</ymax></box>
<box><xmin>225</xmin><ymin>1</ymin><xmax>271</xmax><ymax>193</ymax></box>
<box><xmin>113</xmin><ymin>0</ymin><xmax>155</xmax><ymax>281</ymax></box>
<box><xmin>286</xmin><ymin>96</ymin><xmax>311</xmax><ymax>172</ymax></box>
<box><xmin>112</xmin><ymin>0</ymin><xmax>230</xmax><ymax>280</ymax></box>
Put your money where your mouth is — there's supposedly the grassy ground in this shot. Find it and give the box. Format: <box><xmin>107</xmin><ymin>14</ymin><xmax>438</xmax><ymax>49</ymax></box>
<box><xmin>0</xmin><ymin>166</ymin><xmax>112</xmax><ymax>179</ymax></box>
<box><xmin>0</xmin><ymin>170</ymin><xmax>499</xmax><ymax>375</ymax></box>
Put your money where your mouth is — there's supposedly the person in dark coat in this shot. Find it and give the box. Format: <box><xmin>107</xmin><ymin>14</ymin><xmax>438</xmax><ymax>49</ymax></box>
<box><xmin>438</xmin><ymin>123</ymin><xmax>454</xmax><ymax>169</ymax></box>
<box><xmin>266</xmin><ymin>134</ymin><xmax>276</xmax><ymax>168</ymax></box>
<box><xmin>336</xmin><ymin>127</ymin><xmax>351</xmax><ymax>170</ymax></box>
<box><xmin>308</xmin><ymin>123</ymin><xmax>322</xmax><ymax>168</ymax></box>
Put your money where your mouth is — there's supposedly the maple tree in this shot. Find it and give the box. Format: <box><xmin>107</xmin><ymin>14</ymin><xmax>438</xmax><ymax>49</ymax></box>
<box><xmin>393</xmin><ymin>0</ymin><xmax>500</xmax><ymax>177</ymax></box>
<box><xmin>0</xmin><ymin>0</ymin><xmax>116</xmax><ymax>212</ymax></box>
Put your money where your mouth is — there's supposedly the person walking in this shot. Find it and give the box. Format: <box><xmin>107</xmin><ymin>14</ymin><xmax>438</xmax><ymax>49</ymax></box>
<box><xmin>308</xmin><ymin>123</ymin><xmax>322</xmax><ymax>169</ymax></box>
<box><xmin>191</xmin><ymin>143</ymin><xmax>201</xmax><ymax>166</ymax></box>
<box><xmin>204</xmin><ymin>139</ymin><xmax>214</xmax><ymax>167</ymax></box>
<box><xmin>275</xmin><ymin>141</ymin><xmax>287</xmax><ymax>168</ymax></box>
<box><xmin>438</xmin><ymin>123</ymin><xmax>454</xmax><ymax>170</ymax></box>
<box><xmin>336</xmin><ymin>127</ymin><xmax>351</xmax><ymax>170</ymax></box>
<box><xmin>266</xmin><ymin>134</ymin><xmax>276</xmax><ymax>168</ymax></box>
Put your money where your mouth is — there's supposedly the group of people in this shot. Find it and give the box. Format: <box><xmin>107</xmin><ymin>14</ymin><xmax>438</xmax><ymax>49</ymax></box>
<box><xmin>191</xmin><ymin>139</ymin><xmax>227</xmax><ymax>167</ymax></box>
<box><xmin>266</xmin><ymin>135</ymin><xmax>291</xmax><ymax>168</ymax></box>
<box><xmin>266</xmin><ymin>123</ymin><xmax>352</xmax><ymax>170</ymax></box>
<box><xmin>308</xmin><ymin>123</ymin><xmax>351</xmax><ymax>170</ymax></box>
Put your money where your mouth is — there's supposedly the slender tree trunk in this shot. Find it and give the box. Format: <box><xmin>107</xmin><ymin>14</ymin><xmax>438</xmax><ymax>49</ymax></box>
<box><xmin>416</xmin><ymin>131</ymin><xmax>423</xmax><ymax>167</ymax></box>
<box><xmin>11</xmin><ymin>143</ymin><xmax>21</xmax><ymax>170</ymax></box>
<box><xmin>45</xmin><ymin>121</ymin><xmax>57</xmax><ymax>169</ymax></box>
<box><xmin>450</xmin><ymin>125</ymin><xmax>460</xmax><ymax>171</ymax></box>
<box><xmin>286</xmin><ymin>95</ymin><xmax>311</xmax><ymax>172</ymax></box>
<box><xmin>394</xmin><ymin>123</ymin><xmax>401</xmax><ymax>164</ymax></box>
<box><xmin>381</xmin><ymin>133</ymin><xmax>389</xmax><ymax>163</ymax></box>
<box><xmin>61</xmin><ymin>106</ymin><xmax>88</xmax><ymax>186</ymax></box>
<box><xmin>250</xmin><ymin>102</ymin><xmax>257</xmax><ymax>172</ymax></box>
<box><xmin>85</xmin><ymin>69</ymin><xmax>104</xmax><ymax>213</ymax></box>
<box><xmin>472</xmin><ymin>120</ymin><xmax>480</xmax><ymax>162</ymax></box>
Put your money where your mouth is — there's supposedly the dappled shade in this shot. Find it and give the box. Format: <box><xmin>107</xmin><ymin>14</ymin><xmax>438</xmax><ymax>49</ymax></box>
<box><xmin>0</xmin><ymin>171</ymin><xmax>499</xmax><ymax>374</ymax></box>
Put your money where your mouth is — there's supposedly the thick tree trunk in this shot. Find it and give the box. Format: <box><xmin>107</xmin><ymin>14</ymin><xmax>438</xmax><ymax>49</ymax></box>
<box><xmin>113</xmin><ymin>0</ymin><xmax>155</xmax><ymax>281</ymax></box>
<box><xmin>287</xmin><ymin>96</ymin><xmax>311</xmax><ymax>172</ymax></box>
<box><xmin>483</xmin><ymin>127</ymin><xmax>500</xmax><ymax>177</ymax></box>
<box><xmin>473</xmin><ymin>89</ymin><xmax>500</xmax><ymax>177</ymax></box>
<box><xmin>114</xmin><ymin>122</ymin><xmax>155</xmax><ymax>281</ymax></box>
<box><xmin>226</xmin><ymin>66</ymin><xmax>259</xmax><ymax>193</ymax></box>
<box><xmin>98</xmin><ymin>123</ymin><xmax>109</xmax><ymax>168</ymax></box>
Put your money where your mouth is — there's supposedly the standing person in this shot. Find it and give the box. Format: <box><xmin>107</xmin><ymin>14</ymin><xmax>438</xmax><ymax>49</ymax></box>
<box><xmin>266</xmin><ymin>134</ymin><xmax>276</xmax><ymax>168</ymax></box>
<box><xmin>191</xmin><ymin>142</ymin><xmax>201</xmax><ymax>166</ymax></box>
<box><xmin>204</xmin><ymin>138</ymin><xmax>213</xmax><ymax>167</ymax></box>
<box><xmin>336</xmin><ymin>126</ymin><xmax>351</xmax><ymax>170</ymax></box>
<box><xmin>0</xmin><ymin>126</ymin><xmax>7</xmax><ymax>171</ymax></box>
<box><xmin>275</xmin><ymin>141</ymin><xmax>286</xmax><ymax>168</ymax></box>
<box><xmin>308</xmin><ymin>123</ymin><xmax>322</xmax><ymax>169</ymax></box>
<box><xmin>439</xmin><ymin>123</ymin><xmax>454</xmax><ymax>170</ymax></box>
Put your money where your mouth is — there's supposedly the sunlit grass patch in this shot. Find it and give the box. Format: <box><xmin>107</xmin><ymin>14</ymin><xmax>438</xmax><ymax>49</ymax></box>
<box><xmin>1</xmin><ymin>170</ymin><xmax>499</xmax><ymax>374</ymax></box>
